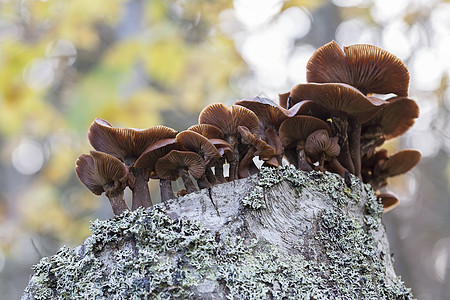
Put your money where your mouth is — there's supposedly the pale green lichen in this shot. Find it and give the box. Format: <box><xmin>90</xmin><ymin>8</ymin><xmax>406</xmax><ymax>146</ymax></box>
<box><xmin>23</xmin><ymin>166</ymin><xmax>414</xmax><ymax>299</ymax></box>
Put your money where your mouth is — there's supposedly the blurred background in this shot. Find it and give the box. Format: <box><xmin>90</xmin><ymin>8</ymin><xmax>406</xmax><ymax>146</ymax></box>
<box><xmin>0</xmin><ymin>0</ymin><xmax>449</xmax><ymax>298</ymax></box>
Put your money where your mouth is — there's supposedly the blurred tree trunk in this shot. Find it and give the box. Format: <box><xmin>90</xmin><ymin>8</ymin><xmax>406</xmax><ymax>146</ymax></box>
<box><xmin>22</xmin><ymin>167</ymin><xmax>413</xmax><ymax>299</ymax></box>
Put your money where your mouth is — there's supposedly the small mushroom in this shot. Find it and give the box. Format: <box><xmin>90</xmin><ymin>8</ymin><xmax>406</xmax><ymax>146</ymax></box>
<box><xmin>370</xmin><ymin>150</ymin><xmax>422</xmax><ymax>189</ymax></box>
<box><xmin>236</xmin><ymin>97</ymin><xmax>301</xmax><ymax>164</ymax></box>
<box><xmin>361</xmin><ymin>97</ymin><xmax>419</xmax><ymax>157</ymax></box>
<box><xmin>156</xmin><ymin>150</ymin><xmax>205</xmax><ymax>194</ymax></box>
<box><xmin>134</xmin><ymin>138</ymin><xmax>179</xmax><ymax>203</ymax></box>
<box><xmin>238</xmin><ymin>125</ymin><xmax>277</xmax><ymax>178</ymax></box>
<box><xmin>377</xmin><ymin>192</ymin><xmax>399</xmax><ymax>213</ymax></box>
<box><xmin>176</xmin><ymin>130</ymin><xmax>222</xmax><ymax>188</ymax></box>
<box><xmin>306</xmin><ymin>40</ymin><xmax>410</xmax><ymax>96</ymax></box>
<box><xmin>198</xmin><ymin>103</ymin><xmax>260</xmax><ymax>180</ymax></box>
<box><xmin>88</xmin><ymin>118</ymin><xmax>177</xmax><ymax>209</ymax></box>
<box><xmin>75</xmin><ymin>151</ymin><xmax>129</xmax><ymax>215</ymax></box>
<box><xmin>305</xmin><ymin>129</ymin><xmax>340</xmax><ymax>171</ymax></box>
<box><xmin>279</xmin><ymin>115</ymin><xmax>331</xmax><ymax>171</ymax></box>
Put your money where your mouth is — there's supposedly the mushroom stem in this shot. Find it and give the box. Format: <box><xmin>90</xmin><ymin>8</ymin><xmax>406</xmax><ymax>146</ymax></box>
<box><xmin>239</xmin><ymin>147</ymin><xmax>256</xmax><ymax>178</ymax></box>
<box><xmin>297</xmin><ymin>148</ymin><xmax>312</xmax><ymax>171</ymax></box>
<box><xmin>159</xmin><ymin>179</ymin><xmax>174</xmax><ymax>202</ymax></box>
<box><xmin>197</xmin><ymin>175</ymin><xmax>211</xmax><ymax>189</ymax></box>
<box><xmin>331</xmin><ymin>116</ymin><xmax>355</xmax><ymax>174</ymax></box>
<box><xmin>265</xmin><ymin>127</ymin><xmax>283</xmax><ymax>165</ymax></box>
<box><xmin>105</xmin><ymin>189</ymin><xmax>129</xmax><ymax>215</ymax></box>
<box><xmin>179</xmin><ymin>169</ymin><xmax>198</xmax><ymax>193</ymax></box>
<box><xmin>229</xmin><ymin>144</ymin><xmax>240</xmax><ymax>181</ymax></box>
<box><xmin>327</xmin><ymin>157</ymin><xmax>348</xmax><ymax>178</ymax></box>
<box><xmin>205</xmin><ymin>168</ymin><xmax>218</xmax><ymax>185</ymax></box>
<box><xmin>349</xmin><ymin>121</ymin><xmax>362</xmax><ymax>179</ymax></box>
<box><xmin>130</xmin><ymin>169</ymin><xmax>152</xmax><ymax>210</ymax></box>
<box><xmin>214</xmin><ymin>158</ymin><xmax>226</xmax><ymax>183</ymax></box>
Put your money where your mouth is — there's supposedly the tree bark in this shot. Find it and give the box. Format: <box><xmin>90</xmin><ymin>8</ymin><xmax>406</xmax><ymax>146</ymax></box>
<box><xmin>22</xmin><ymin>166</ymin><xmax>414</xmax><ymax>299</ymax></box>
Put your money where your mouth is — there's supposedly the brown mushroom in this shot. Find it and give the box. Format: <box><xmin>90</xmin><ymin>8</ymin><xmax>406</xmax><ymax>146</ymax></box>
<box><xmin>370</xmin><ymin>150</ymin><xmax>422</xmax><ymax>189</ymax></box>
<box><xmin>306</xmin><ymin>40</ymin><xmax>410</xmax><ymax>96</ymax></box>
<box><xmin>305</xmin><ymin>129</ymin><xmax>340</xmax><ymax>171</ymax></box>
<box><xmin>75</xmin><ymin>151</ymin><xmax>129</xmax><ymax>215</ymax></box>
<box><xmin>377</xmin><ymin>192</ymin><xmax>399</xmax><ymax>213</ymax></box>
<box><xmin>289</xmin><ymin>83</ymin><xmax>388</xmax><ymax>177</ymax></box>
<box><xmin>134</xmin><ymin>138</ymin><xmax>179</xmax><ymax>203</ymax></box>
<box><xmin>88</xmin><ymin>118</ymin><xmax>177</xmax><ymax>209</ymax></box>
<box><xmin>361</xmin><ymin>97</ymin><xmax>419</xmax><ymax>157</ymax></box>
<box><xmin>198</xmin><ymin>103</ymin><xmax>260</xmax><ymax>180</ymax></box>
<box><xmin>155</xmin><ymin>150</ymin><xmax>205</xmax><ymax>194</ymax></box>
<box><xmin>279</xmin><ymin>115</ymin><xmax>331</xmax><ymax>171</ymax></box>
<box><xmin>236</xmin><ymin>97</ymin><xmax>301</xmax><ymax>164</ymax></box>
<box><xmin>176</xmin><ymin>130</ymin><xmax>222</xmax><ymax>188</ymax></box>
<box><xmin>238</xmin><ymin>125</ymin><xmax>277</xmax><ymax>178</ymax></box>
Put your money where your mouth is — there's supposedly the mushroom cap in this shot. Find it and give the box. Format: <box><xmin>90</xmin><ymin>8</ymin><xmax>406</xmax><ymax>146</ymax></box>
<box><xmin>209</xmin><ymin>138</ymin><xmax>234</xmax><ymax>161</ymax></box>
<box><xmin>377</xmin><ymin>192</ymin><xmax>399</xmax><ymax>213</ymax></box>
<box><xmin>305</xmin><ymin>129</ymin><xmax>340</xmax><ymax>162</ymax></box>
<box><xmin>75</xmin><ymin>154</ymin><xmax>104</xmax><ymax>195</ymax></box>
<box><xmin>380</xmin><ymin>149</ymin><xmax>422</xmax><ymax>177</ymax></box>
<box><xmin>365</xmin><ymin>97</ymin><xmax>419</xmax><ymax>140</ymax></box>
<box><xmin>235</xmin><ymin>97</ymin><xmax>294</xmax><ymax>129</ymax></box>
<box><xmin>289</xmin><ymin>83</ymin><xmax>387</xmax><ymax>124</ymax></box>
<box><xmin>187</xmin><ymin>124</ymin><xmax>224</xmax><ymax>139</ymax></box>
<box><xmin>176</xmin><ymin>130</ymin><xmax>222</xmax><ymax>164</ymax></box>
<box><xmin>279</xmin><ymin>92</ymin><xmax>290</xmax><ymax>109</ymax></box>
<box><xmin>279</xmin><ymin>115</ymin><xmax>331</xmax><ymax>149</ymax></box>
<box><xmin>238</xmin><ymin>126</ymin><xmax>276</xmax><ymax>160</ymax></box>
<box><xmin>155</xmin><ymin>150</ymin><xmax>206</xmax><ymax>181</ymax></box>
<box><xmin>133</xmin><ymin>138</ymin><xmax>179</xmax><ymax>171</ymax></box>
<box><xmin>198</xmin><ymin>103</ymin><xmax>260</xmax><ymax>137</ymax></box>
<box><xmin>306</xmin><ymin>40</ymin><xmax>409</xmax><ymax>96</ymax></box>
<box><xmin>75</xmin><ymin>151</ymin><xmax>127</xmax><ymax>195</ymax></box>
<box><xmin>88</xmin><ymin>118</ymin><xmax>177</xmax><ymax>162</ymax></box>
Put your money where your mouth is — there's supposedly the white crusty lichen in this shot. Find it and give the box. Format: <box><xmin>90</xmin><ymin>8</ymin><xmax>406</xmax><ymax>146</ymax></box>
<box><xmin>22</xmin><ymin>166</ymin><xmax>414</xmax><ymax>299</ymax></box>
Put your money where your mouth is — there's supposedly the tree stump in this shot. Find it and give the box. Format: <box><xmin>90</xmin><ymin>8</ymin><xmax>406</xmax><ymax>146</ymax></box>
<box><xmin>22</xmin><ymin>166</ymin><xmax>414</xmax><ymax>299</ymax></box>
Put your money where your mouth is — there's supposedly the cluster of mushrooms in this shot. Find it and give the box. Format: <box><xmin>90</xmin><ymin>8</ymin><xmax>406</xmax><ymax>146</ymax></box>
<box><xmin>76</xmin><ymin>41</ymin><xmax>421</xmax><ymax>215</ymax></box>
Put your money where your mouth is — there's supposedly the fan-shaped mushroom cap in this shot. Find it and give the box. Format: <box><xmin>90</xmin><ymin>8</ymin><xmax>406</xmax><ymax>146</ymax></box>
<box><xmin>176</xmin><ymin>131</ymin><xmax>221</xmax><ymax>164</ymax></box>
<box><xmin>187</xmin><ymin>124</ymin><xmax>224</xmax><ymax>139</ymax></box>
<box><xmin>377</xmin><ymin>192</ymin><xmax>399</xmax><ymax>213</ymax></box>
<box><xmin>156</xmin><ymin>150</ymin><xmax>206</xmax><ymax>181</ymax></box>
<box><xmin>88</xmin><ymin>118</ymin><xmax>178</xmax><ymax>163</ymax></box>
<box><xmin>364</xmin><ymin>97</ymin><xmax>419</xmax><ymax>140</ymax></box>
<box><xmin>198</xmin><ymin>103</ymin><xmax>260</xmax><ymax>137</ymax></box>
<box><xmin>75</xmin><ymin>151</ymin><xmax>129</xmax><ymax>215</ymax></box>
<box><xmin>289</xmin><ymin>83</ymin><xmax>387</xmax><ymax>124</ymax></box>
<box><xmin>306</xmin><ymin>41</ymin><xmax>409</xmax><ymax>96</ymax></box>
<box><xmin>75</xmin><ymin>151</ymin><xmax>127</xmax><ymax>195</ymax></box>
<box><xmin>305</xmin><ymin>130</ymin><xmax>340</xmax><ymax>163</ymax></box>
<box><xmin>75</xmin><ymin>154</ymin><xmax>104</xmax><ymax>195</ymax></box>
<box><xmin>279</xmin><ymin>116</ymin><xmax>331</xmax><ymax>149</ymax></box>
<box><xmin>379</xmin><ymin>149</ymin><xmax>422</xmax><ymax>177</ymax></box>
<box><xmin>133</xmin><ymin>138</ymin><xmax>179</xmax><ymax>171</ymax></box>
<box><xmin>236</xmin><ymin>97</ymin><xmax>296</xmax><ymax>130</ymax></box>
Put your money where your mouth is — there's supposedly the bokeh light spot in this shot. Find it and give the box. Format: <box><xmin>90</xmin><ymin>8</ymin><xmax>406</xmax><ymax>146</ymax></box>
<box><xmin>12</xmin><ymin>139</ymin><xmax>45</xmax><ymax>175</ymax></box>
<box><xmin>23</xmin><ymin>58</ymin><xmax>54</xmax><ymax>90</ymax></box>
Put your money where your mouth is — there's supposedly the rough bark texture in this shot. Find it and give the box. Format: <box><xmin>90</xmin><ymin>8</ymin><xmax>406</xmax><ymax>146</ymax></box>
<box><xmin>22</xmin><ymin>166</ymin><xmax>414</xmax><ymax>299</ymax></box>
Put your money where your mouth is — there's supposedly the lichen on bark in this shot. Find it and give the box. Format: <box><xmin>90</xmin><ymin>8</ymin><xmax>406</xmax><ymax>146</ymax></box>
<box><xmin>22</xmin><ymin>166</ymin><xmax>414</xmax><ymax>299</ymax></box>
